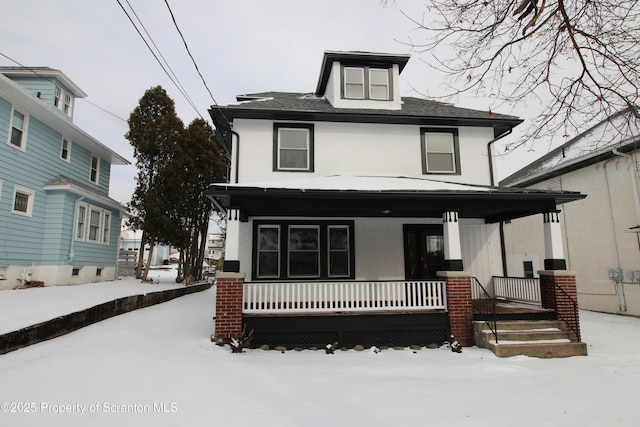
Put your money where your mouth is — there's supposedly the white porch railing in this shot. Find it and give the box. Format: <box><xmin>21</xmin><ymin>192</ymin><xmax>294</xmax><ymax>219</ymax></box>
<box><xmin>243</xmin><ymin>280</ymin><xmax>447</xmax><ymax>314</ymax></box>
<box><xmin>493</xmin><ymin>276</ymin><xmax>541</xmax><ymax>305</ymax></box>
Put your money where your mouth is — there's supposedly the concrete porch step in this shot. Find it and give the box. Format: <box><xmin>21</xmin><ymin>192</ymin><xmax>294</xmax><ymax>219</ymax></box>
<box><xmin>474</xmin><ymin>320</ymin><xmax>588</xmax><ymax>358</ymax></box>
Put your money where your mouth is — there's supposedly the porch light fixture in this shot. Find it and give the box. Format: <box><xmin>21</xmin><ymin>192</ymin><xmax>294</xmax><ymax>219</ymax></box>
<box><xmin>381</xmin><ymin>209</ymin><xmax>391</xmax><ymax>215</ymax></box>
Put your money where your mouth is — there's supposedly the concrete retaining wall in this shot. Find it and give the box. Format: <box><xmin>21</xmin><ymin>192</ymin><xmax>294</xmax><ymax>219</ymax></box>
<box><xmin>0</xmin><ymin>282</ymin><xmax>213</xmax><ymax>355</ymax></box>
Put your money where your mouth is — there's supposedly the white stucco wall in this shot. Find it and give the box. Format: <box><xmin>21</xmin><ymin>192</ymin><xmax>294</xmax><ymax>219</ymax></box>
<box><xmin>232</xmin><ymin>119</ymin><xmax>494</xmax><ymax>186</ymax></box>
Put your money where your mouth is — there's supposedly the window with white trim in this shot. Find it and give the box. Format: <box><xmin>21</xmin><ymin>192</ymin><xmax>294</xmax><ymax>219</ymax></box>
<box><xmin>344</xmin><ymin>67</ymin><xmax>365</xmax><ymax>99</ymax></box>
<box><xmin>90</xmin><ymin>155</ymin><xmax>100</xmax><ymax>184</ymax></box>
<box><xmin>64</xmin><ymin>94</ymin><xmax>72</xmax><ymax>116</ymax></box>
<box><xmin>253</xmin><ymin>221</ymin><xmax>354</xmax><ymax>280</ymax></box>
<box><xmin>343</xmin><ymin>66</ymin><xmax>390</xmax><ymax>100</ymax></box>
<box><xmin>273</xmin><ymin>123</ymin><xmax>314</xmax><ymax>172</ymax></box>
<box><xmin>55</xmin><ymin>86</ymin><xmax>62</xmax><ymax>109</ymax></box>
<box><xmin>76</xmin><ymin>204</ymin><xmax>86</xmax><ymax>239</ymax></box>
<box><xmin>11</xmin><ymin>186</ymin><xmax>35</xmax><ymax>217</ymax></box>
<box><xmin>9</xmin><ymin>109</ymin><xmax>26</xmax><ymax>150</ymax></box>
<box><xmin>61</xmin><ymin>138</ymin><xmax>70</xmax><ymax>161</ymax></box>
<box><xmin>369</xmin><ymin>69</ymin><xmax>390</xmax><ymax>100</ymax></box>
<box><xmin>74</xmin><ymin>202</ymin><xmax>112</xmax><ymax>245</ymax></box>
<box><xmin>421</xmin><ymin>128</ymin><xmax>460</xmax><ymax>175</ymax></box>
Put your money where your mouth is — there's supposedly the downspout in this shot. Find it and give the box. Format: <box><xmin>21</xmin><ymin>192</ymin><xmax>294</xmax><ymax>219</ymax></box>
<box><xmin>68</xmin><ymin>196</ymin><xmax>85</xmax><ymax>263</ymax></box>
<box><xmin>487</xmin><ymin>129</ymin><xmax>513</xmax><ymax>277</ymax></box>
<box><xmin>231</xmin><ymin>129</ymin><xmax>240</xmax><ymax>184</ymax></box>
<box><xmin>604</xmin><ymin>155</ymin><xmax>627</xmax><ymax>311</ymax></box>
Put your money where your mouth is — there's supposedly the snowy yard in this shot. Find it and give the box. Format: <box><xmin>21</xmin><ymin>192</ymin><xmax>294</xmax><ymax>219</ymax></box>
<box><xmin>1</xmin><ymin>271</ymin><xmax>639</xmax><ymax>426</ymax></box>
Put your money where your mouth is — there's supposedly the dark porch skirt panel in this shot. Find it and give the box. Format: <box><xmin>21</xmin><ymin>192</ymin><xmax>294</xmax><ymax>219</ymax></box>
<box><xmin>243</xmin><ymin>312</ymin><xmax>449</xmax><ymax>349</ymax></box>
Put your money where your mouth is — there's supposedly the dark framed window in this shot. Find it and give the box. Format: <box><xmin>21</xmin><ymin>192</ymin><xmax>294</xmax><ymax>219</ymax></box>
<box><xmin>420</xmin><ymin>128</ymin><xmax>461</xmax><ymax>175</ymax></box>
<box><xmin>273</xmin><ymin>123</ymin><xmax>314</xmax><ymax>172</ymax></box>
<box><xmin>252</xmin><ymin>220</ymin><xmax>355</xmax><ymax>281</ymax></box>
<box><xmin>342</xmin><ymin>66</ymin><xmax>391</xmax><ymax>100</ymax></box>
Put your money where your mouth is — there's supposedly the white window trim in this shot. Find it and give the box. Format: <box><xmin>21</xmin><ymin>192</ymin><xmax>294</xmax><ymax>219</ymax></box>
<box><xmin>90</xmin><ymin>155</ymin><xmax>100</xmax><ymax>184</ymax></box>
<box><xmin>369</xmin><ymin>68</ymin><xmax>390</xmax><ymax>100</ymax></box>
<box><xmin>60</xmin><ymin>137</ymin><xmax>71</xmax><ymax>162</ymax></box>
<box><xmin>75</xmin><ymin>201</ymin><xmax>112</xmax><ymax>245</ymax></box>
<box><xmin>11</xmin><ymin>185</ymin><xmax>35</xmax><ymax>217</ymax></box>
<box><xmin>55</xmin><ymin>86</ymin><xmax>62</xmax><ymax>109</ymax></box>
<box><xmin>277</xmin><ymin>128</ymin><xmax>311</xmax><ymax>171</ymax></box>
<box><xmin>64</xmin><ymin>94</ymin><xmax>72</xmax><ymax>116</ymax></box>
<box><xmin>8</xmin><ymin>107</ymin><xmax>28</xmax><ymax>151</ymax></box>
<box><xmin>344</xmin><ymin>67</ymin><xmax>365</xmax><ymax>99</ymax></box>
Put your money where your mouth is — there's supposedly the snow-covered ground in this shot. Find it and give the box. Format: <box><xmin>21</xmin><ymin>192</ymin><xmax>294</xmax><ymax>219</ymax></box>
<box><xmin>1</xmin><ymin>271</ymin><xmax>640</xmax><ymax>426</ymax></box>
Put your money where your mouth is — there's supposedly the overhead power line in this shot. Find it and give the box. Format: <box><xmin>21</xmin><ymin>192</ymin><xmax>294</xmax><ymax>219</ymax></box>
<box><xmin>115</xmin><ymin>0</ymin><xmax>204</xmax><ymax>120</ymax></box>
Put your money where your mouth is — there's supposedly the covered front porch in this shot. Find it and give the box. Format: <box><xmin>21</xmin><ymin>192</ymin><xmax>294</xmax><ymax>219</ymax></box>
<box><xmin>208</xmin><ymin>175</ymin><xmax>585</xmax><ymax>348</ymax></box>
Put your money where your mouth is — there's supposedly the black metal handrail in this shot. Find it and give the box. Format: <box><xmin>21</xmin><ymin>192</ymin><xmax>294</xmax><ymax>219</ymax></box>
<box><xmin>552</xmin><ymin>280</ymin><xmax>581</xmax><ymax>342</ymax></box>
<box><xmin>471</xmin><ymin>277</ymin><xmax>498</xmax><ymax>344</ymax></box>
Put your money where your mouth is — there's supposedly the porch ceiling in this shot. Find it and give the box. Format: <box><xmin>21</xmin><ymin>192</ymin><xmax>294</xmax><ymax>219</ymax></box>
<box><xmin>207</xmin><ymin>177</ymin><xmax>585</xmax><ymax>223</ymax></box>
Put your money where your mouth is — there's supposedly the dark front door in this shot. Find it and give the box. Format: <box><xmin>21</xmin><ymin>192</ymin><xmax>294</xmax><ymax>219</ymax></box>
<box><xmin>404</xmin><ymin>225</ymin><xmax>445</xmax><ymax>280</ymax></box>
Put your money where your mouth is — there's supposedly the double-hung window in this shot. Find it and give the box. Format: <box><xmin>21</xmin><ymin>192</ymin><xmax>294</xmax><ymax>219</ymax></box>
<box><xmin>254</xmin><ymin>221</ymin><xmax>354</xmax><ymax>280</ymax></box>
<box><xmin>343</xmin><ymin>66</ymin><xmax>390</xmax><ymax>100</ymax></box>
<box><xmin>54</xmin><ymin>86</ymin><xmax>62</xmax><ymax>109</ymax></box>
<box><xmin>288</xmin><ymin>226</ymin><xmax>320</xmax><ymax>277</ymax></box>
<box><xmin>421</xmin><ymin>128</ymin><xmax>460</xmax><ymax>175</ymax></box>
<box><xmin>61</xmin><ymin>138</ymin><xmax>70</xmax><ymax>161</ymax></box>
<box><xmin>274</xmin><ymin>123</ymin><xmax>314</xmax><ymax>172</ymax></box>
<box><xmin>9</xmin><ymin>109</ymin><xmax>26</xmax><ymax>150</ymax></box>
<box><xmin>64</xmin><ymin>94</ymin><xmax>72</xmax><ymax>116</ymax></box>
<box><xmin>75</xmin><ymin>202</ymin><xmax>112</xmax><ymax>245</ymax></box>
<box><xmin>90</xmin><ymin>155</ymin><xmax>100</xmax><ymax>184</ymax></box>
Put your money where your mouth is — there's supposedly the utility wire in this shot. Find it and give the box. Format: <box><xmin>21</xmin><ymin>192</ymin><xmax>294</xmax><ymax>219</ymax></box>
<box><xmin>0</xmin><ymin>51</ymin><xmax>128</xmax><ymax>123</ymax></box>
<box><xmin>115</xmin><ymin>0</ymin><xmax>204</xmax><ymax>120</ymax></box>
<box><xmin>162</xmin><ymin>0</ymin><xmax>231</xmax><ymax>128</ymax></box>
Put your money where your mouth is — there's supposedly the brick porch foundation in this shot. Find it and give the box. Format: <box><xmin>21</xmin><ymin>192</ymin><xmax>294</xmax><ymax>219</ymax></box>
<box><xmin>539</xmin><ymin>270</ymin><xmax>582</xmax><ymax>341</ymax></box>
<box><xmin>438</xmin><ymin>271</ymin><xmax>474</xmax><ymax>346</ymax></box>
<box><xmin>213</xmin><ymin>272</ymin><xmax>245</xmax><ymax>341</ymax></box>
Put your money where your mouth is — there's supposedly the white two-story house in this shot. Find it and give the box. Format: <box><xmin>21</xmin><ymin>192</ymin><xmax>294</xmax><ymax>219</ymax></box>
<box><xmin>207</xmin><ymin>51</ymin><xmax>585</xmax><ymax>350</ymax></box>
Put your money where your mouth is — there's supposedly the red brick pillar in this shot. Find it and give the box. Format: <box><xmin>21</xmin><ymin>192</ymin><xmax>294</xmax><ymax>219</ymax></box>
<box><xmin>214</xmin><ymin>272</ymin><xmax>245</xmax><ymax>342</ymax></box>
<box><xmin>438</xmin><ymin>271</ymin><xmax>474</xmax><ymax>346</ymax></box>
<box><xmin>539</xmin><ymin>270</ymin><xmax>581</xmax><ymax>341</ymax></box>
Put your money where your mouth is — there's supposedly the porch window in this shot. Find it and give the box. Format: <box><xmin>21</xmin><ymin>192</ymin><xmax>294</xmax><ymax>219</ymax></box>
<box><xmin>328</xmin><ymin>225</ymin><xmax>350</xmax><ymax>277</ymax></box>
<box><xmin>288</xmin><ymin>226</ymin><xmax>320</xmax><ymax>277</ymax></box>
<box><xmin>421</xmin><ymin>128</ymin><xmax>460</xmax><ymax>175</ymax></box>
<box><xmin>257</xmin><ymin>225</ymin><xmax>280</xmax><ymax>278</ymax></box>
<box><xmin>273</xmin><ymin>123</ymin><xmax>314</xmax><ymax>172</ymax></box>
<box><xmin>253</xmin><ymin>221</ymin><xmax>354</xmax><ymax>281</ymax></box>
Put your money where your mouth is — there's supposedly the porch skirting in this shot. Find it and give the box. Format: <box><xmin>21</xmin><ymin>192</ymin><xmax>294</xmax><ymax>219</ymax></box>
<box><xmin>243</xmin><ymin>311</ymin><xmax>449</xmax><ymax>349</ymax></box>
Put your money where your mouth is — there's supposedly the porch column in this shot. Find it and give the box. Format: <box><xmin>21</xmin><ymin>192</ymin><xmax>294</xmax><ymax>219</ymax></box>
<box><xmin>213</xmin><ymin>272</ymin><xmax>245</xmax><ymax>342</ymax></box>
<box><xmin>543</xmin><ymin>210</ymin><xmax>567</xmax><ymax>270</ymax></box>
<box><xmin>443</xmin><ymin>210</ymin><xmax>463</xmax><ymax>271</ymax></box>
<box><xmin>438</xmin><ymin>271</ymin><xmax>474</xmax><ymax>346</ymax></box>
<box><xmin>539</xmin><ymin>270</ymin><xmax>582</xmax><ymax>341</ymax></box>
<box><xmin>223</xmin><ymin>208</ymin><xmax>241</xmax><ymax>272</ymax></box>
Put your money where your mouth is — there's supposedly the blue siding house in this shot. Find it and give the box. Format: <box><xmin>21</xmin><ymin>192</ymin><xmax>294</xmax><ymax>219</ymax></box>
<box><xmin>0</xmin><ymin>67</ymin><xmax>130</xmax><ymax>288</ymax></box>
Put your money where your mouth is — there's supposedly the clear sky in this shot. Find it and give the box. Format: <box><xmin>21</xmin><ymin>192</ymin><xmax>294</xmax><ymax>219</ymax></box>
<box><xmin>1</xmin><ymin>0</ymin><xmax>547</xmax><ymax>204</ymax></box>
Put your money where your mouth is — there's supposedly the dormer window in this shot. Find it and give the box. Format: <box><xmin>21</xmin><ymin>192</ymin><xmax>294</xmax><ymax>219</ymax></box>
<box><xmin>54</xmin><ymin>86</ymin><xmax>62</xmax><ymax>109</ymax></box>
<box><xmin>64</xmin><ymin>94</ymin><xmax>72</xmax><ymax>116</ymax></box>
<box><xmin>342</xmin><ymin>66</ymin><xmax>390</xmax><ymax>101</ymax></box>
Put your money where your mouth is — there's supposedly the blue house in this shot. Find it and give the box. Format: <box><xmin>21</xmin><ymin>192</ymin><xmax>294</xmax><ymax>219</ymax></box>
<box><xmin>0</xmin><ymin>67</ymin><xmax>130</xmax><ymax>288</ymax></box>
